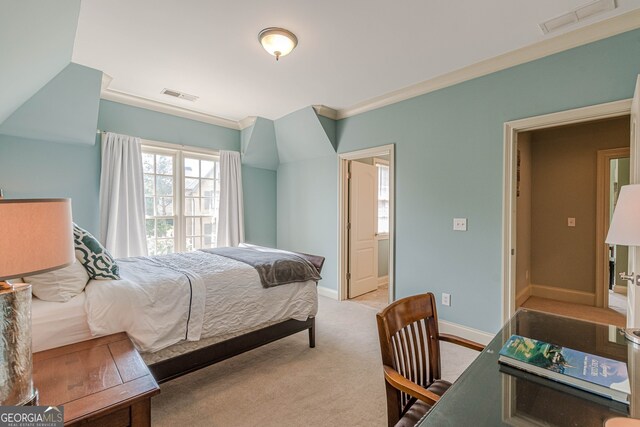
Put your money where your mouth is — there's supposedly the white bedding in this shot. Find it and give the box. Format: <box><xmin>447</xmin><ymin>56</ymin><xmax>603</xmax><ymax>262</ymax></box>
<box><xmin>31</xmin><ymin>292</ymin><xmax>93</xmax><ymax>352</ymax></box>
<box><xmin>85</xmin><ymin>251</ymin><xmax>318</xmax><ymax>353</ymax></box>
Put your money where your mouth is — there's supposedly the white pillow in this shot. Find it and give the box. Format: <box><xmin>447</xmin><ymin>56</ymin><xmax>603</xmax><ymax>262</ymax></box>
<box><xmin>25</xmin><ymin>260</ymin><xmax>89</xmax><ymax>302</ymax></box>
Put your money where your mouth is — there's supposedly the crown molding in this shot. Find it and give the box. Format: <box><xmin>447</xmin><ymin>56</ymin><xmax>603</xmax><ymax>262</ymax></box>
<box><xmin>335</xmin><ymin>9</ymin><xmax>640</xmax><ymax>120</ymax></box>
<box><xmin>101</xmin><ymin>72</ymin><xmax>113</xmax><ymax>91</ymax></box>
<box><xmin>312</xmin><ymin>105</ymin><xmax>338</xmax><ymax>120</ymax></box>
<box><xmin>100</xmin><ymin>88</ymin><xmax>240</xmax><ymax>130</ymax></box>
<box><xmin>238</xmin><ymin>116</ymin><xmax>257</xmax><ymax>130</ymax></box>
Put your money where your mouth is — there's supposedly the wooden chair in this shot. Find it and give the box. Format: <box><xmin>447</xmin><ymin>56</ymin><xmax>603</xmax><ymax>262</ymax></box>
<box><xmin>376</xmin><ymin>293</ymin><xmax>485</xmax><ymax>426</ymax></box>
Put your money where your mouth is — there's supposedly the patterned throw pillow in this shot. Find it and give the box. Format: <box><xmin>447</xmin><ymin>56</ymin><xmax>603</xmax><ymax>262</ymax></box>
<box><xmin>73</xmin><ymin>224</ymin><xmax>120</xmax><ymax>280</ymax></box>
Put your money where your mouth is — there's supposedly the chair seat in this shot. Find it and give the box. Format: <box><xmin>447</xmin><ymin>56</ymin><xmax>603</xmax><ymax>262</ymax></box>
<box><xmin>393</xmin><ymin>380</ymin><xmax>452</xmax><ymax>427</ymax></box>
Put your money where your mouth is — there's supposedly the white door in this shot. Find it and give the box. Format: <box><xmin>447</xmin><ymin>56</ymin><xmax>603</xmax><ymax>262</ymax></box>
<box><xmin>628</xmin><ymin>75</ymin><xmax>640</xmax><ymax>328</ymax></box>
<box><xmin>349</xmin><ymin>161</ymin><xmax>378</xmax><ymax>298</ymax></box>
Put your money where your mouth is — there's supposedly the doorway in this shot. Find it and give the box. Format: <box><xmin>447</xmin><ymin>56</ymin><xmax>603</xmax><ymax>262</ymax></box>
<box><xmin>512</xmin><ymin>118</ymin><xmax>630</xmax><ymax>327</ymax></box>
<box><xmin>502</xmin><ymin>98</ymin><xmax>637</xmax><ymax>327</ymax></box>
<box><xmin>338</xmin><ymin>145</ymin><xmax>395</xmax><ymax>309</ymax></box>
<box><xmin>596</xmin><ymin>150</ymin><xmax>630</xmax><ymax>316</ymax></box>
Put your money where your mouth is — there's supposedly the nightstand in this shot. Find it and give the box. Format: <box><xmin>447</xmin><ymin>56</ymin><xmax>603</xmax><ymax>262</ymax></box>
<box><xmin>33</xmin><ymin>333</ymin><xmax>160</xmax><ymax>426</ymax></box>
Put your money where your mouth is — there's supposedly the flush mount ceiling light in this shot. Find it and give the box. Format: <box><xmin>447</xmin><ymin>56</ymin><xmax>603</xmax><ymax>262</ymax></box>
<box><xmin>258</xmin><ymin>27</ymin><xmax>298</xmax><ymax>61</ymax></box>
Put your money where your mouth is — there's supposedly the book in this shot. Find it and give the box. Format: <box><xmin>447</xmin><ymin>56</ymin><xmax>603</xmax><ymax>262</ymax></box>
<box><xmin>498</xmin><ymin>364</ymin><xmax>630</xmax><ymax>414</ymax></box>
<box><xmin>498</xmin><ymin>334</ymin><xmax>630</xmax><ymax>404</ymax></box>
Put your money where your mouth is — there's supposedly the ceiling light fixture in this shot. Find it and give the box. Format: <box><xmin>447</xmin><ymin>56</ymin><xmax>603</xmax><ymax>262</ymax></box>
<box><xmin>258</xmin><ymin>27</ymin><xmax>298</xmax><ymax>61</ymax></box>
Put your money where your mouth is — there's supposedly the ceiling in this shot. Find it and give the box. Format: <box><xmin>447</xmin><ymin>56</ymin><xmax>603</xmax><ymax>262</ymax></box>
<box><xmin>72</xmin><ymin>0</ymin><xmax>640</xmax><ymax>122</ymax></box>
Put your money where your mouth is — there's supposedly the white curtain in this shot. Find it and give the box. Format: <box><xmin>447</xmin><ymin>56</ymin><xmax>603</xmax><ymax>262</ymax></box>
<box><xmin>99</xmin><ymin>132</ymin><xmax>148</xmax><ymax>258</ymax></box>
<box><xmin>217</xmin><ymin>150</ymin><xmax>244</xmax><ymax>247</ymax></box>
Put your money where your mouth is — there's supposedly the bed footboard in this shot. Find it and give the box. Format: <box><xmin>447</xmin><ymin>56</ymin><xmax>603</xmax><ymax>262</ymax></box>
<box><xmin>149</xmin><ymin>317</ymin><xmax>316</xmax><ymax>383</ymax></box>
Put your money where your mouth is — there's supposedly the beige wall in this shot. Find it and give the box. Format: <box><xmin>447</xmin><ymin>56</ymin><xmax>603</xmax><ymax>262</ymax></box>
<box><xmin>516</xmin><ymin>132</ymin><xmax>532</xmax><ymax>297</ymax></box>
<box><xmin>530</xmin><ymin>117</ymin><xmax>630</xmax><ymax>296</ymax></box>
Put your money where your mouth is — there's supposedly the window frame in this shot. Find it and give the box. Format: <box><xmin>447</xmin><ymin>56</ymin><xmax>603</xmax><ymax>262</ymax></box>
<box><xmin>141</xmin><ymin>139</ymin><xmax>220</xmax><ymax>254</ymax></box>
<box><xmin>375</xmin><ymin>158</ymin><xmax>390</xmax><ymax>239</ymax></box>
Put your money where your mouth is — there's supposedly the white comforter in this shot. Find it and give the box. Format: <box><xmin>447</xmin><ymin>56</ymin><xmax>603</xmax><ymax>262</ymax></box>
<box><xmin>84</xmin><ymin>251</ymin><xmax>318</xmax><ymax>352</ymax></box>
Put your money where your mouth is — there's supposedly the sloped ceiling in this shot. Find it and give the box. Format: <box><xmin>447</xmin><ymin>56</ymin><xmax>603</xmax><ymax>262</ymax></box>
<box><xmin>0</xmin><ymin>0</ymin><xmax>81</xmax><ymax>124</ymax></box>
<box><xmin>242</xmin><ymin>117</ymin><xmax>279</xmax><ymax>170</ymax></box>
<box><xmin>274</xmin><ymin>106</ymin><xmax>336</xmax><ymax>164</ymax></box>
<box><xmin>0</xmin><ymin>63</ymin><xmax>102</xmax><ymax>145</ymax></box>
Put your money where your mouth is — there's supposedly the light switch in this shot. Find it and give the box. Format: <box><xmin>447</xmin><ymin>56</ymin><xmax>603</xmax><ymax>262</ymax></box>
<box><xmin>453</xmin><ymin>218</ymin><xmax>467</xmax><ymax>231</ymax></box>
<box><xmin>568</xmin><ymin>217</ymin><xmax>576</xmax><ymax>227</ymax></box>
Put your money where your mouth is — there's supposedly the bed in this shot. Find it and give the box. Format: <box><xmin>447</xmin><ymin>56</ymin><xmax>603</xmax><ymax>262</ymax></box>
<box><xmin>30</xmin><ymin>245</ymin><xmax>324</xmax><ymax>383</ymax></box>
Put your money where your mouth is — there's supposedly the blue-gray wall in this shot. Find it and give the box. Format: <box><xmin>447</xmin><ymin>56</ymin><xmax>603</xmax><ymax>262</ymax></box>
<box><xmin>378</xmin><ymin>239</ymin><xmax>389</xmax><ymax>278</ymax></box>
<box><xmin>98</xmin><ymin>100</ymin><xmax>239</xmax><ymax>151</ymax></box>
<box><xmin>0</xmin><ymin>63</ymin><xmax>102</xmax><ymax>145</ymax></box>
<box><xmin>0</xmin><ymin>99</ymin><xmax>277</xmax><ymax>245</ymax></box>
<box><xmin>0</xmin><ymin>0</ymin><xmax>80</xmax><ymax>123</ymax></box>
<box><xmin>274</xmin><ymin>107</ymin><xmax>338</xmax><ymax>290</ymax></box>
<box><xmin>332</xmin><ymin>29</ymin><xmax>640</xmax><ymax>332</ymax></box>
<box><xmin>243</xmin><ymin>165</ymin><xmax>277</xmax><ymax>246</ymax></box>
<box><xmin>277</xmin><ymin>155</ymin><xmax>338</xmax><ymax>291</ymax></box>
<box><xmin>0</xmin><ymin>134</ymin><xmax>101</xmax><ymax>233</ymax></box>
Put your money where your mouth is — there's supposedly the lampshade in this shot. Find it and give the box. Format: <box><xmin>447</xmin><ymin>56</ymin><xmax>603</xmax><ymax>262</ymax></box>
<box><xmin>606</xmin><ymin>184</ymin><xmax>640</xmax><ymax>246</ymax></box>
<box><xmin>258</xmin><ymin>27</ymin><xmax>298</xmax><ymax>61</ymax></box>
<box><xmin>0</xmin><ymin>199</ymin><xmax>75</xmax><ymax>280</ymax></box>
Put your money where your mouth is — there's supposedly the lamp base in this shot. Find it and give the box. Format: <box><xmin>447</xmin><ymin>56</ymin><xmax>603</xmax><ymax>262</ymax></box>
<box><xmin>19</xmin><ymin>389</ymin><xmax>38</xmax><ymax>406</ymax></box>
<box><xmin>624</xmin><ymin>328</ymin><xmax>640</xmax><ymax>345</ymax></box>
<box><xmin>0</xmin><ymin>283</ymin><xmax>35</xmax><ymax>406</ymax></box>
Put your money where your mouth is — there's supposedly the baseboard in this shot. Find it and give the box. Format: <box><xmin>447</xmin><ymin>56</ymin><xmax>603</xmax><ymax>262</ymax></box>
<box><xmin>378</xmin><ymin>275</ymin><xmax>389</xmax><ymax>286</ymax></box>
<box><xmin>317</xmin><ymin>285</ymin><xmax>339</xmax><ymax>300</ymax></box>
<box><xmin>438</xmin><ymin>319</ymin><xmax>494</xmax><ymax>345</ymax></box>
<box><xmin>530</xmin><ymin>284</ymin><xmax>595</xmax><ymax>306</ymax></box>
<box><xmin>515</xmin><ymin>285</ymin><xmax>532</xmax><ymax>307</ymax></box>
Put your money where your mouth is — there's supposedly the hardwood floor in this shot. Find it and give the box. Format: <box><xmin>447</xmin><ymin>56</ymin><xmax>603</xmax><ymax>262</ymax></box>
<box><xmin>609</xmin><ymin>290</ymin><xmax>627</xmax><ymax>316</ymax></box>
<box><xmin>520</xmin><ymin>296</ymin><xmax>625</xmax><ymax>327</ymax></box>
<box><xmin>350</xmin><ymin>283</ymin><xmax>389</xmax><ymax>311</ymax></box>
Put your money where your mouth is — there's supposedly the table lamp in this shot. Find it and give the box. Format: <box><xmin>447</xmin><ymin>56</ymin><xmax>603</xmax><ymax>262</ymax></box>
<box><xmin>606</xmin><ymin>184</ymin><xmax>640</xmax><ymax>343</ymax></box>
<box><xmin>0</xmin><ymin>198</ymin><xmax>74</xmax><ymax>406</ymax></box>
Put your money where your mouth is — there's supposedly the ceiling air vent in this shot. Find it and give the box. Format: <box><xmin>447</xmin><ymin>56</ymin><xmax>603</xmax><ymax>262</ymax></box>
<box><xmin>539</xmin><ymin>0</ymin><xmax>616</xmax><ymax>34</ymax></box>
<box><xmin>161</xmin><ymin>88</ymin><xmax>199</xmax><ymax>102</ymax></box>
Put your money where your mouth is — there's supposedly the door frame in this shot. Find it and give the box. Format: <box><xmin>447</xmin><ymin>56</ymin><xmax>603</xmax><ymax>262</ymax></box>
<box><xmin>595</xmin><ymin>147</ymin><xmax>631</xmax><ymax>308</ymax></box>
<box><xmin>338</xmin><ymin>144</ymin><xmax>395</xmax><ymax>302</ymax></box>
<box><xmin>502</xmin><ymin>99</ymin><xmax>633</xmax><ymax>324</ymax></box>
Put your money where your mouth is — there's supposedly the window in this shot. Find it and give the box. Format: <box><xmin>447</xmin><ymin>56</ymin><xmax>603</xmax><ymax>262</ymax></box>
<box><xmin>142</xmin><ymin>143</ymin><xmax>220</xmax><ymax>255</ymax></box>
<box><xmin>376</xmin><ymin>161</ymin><xmax>390</xmax><ymax>235</ymax></box>
<box><xmin>183</xmin><ymin>155</ymin><xmax>220</xmax><ymax>251</ymax></box>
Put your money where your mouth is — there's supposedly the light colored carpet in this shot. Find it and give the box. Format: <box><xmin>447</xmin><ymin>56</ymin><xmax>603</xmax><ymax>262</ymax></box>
<box><xmin>152</xmin><ymin>296</ymin><xmax>478</xmax><ymax>427</ymax></box>
<box><xmin>521</xmin><ymin>296</ymin><xmax>625</xmax><ymax>327</ymax></box>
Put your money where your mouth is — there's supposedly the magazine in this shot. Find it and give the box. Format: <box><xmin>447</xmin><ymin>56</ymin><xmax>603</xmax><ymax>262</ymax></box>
<box><xmin>498</xmin><ymin>334</ymin><xmax>630</xmax><ymax>404</ymax></box>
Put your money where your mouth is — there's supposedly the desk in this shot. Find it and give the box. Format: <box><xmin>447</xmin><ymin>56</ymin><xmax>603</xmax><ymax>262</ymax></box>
<box><xmin>419</xmin><ymin>309</ymin><xmax>640</xmax><ymax>427</ymax></box>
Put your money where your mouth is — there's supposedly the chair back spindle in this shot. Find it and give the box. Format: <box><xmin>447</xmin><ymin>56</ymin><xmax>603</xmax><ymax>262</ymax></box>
<box><xmin>377</xmin><ymin>293</ymin><xmax>442</xmax><ymax>423</ymax></box>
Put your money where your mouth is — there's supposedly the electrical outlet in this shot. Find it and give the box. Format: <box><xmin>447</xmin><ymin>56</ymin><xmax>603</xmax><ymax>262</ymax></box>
<box><xmin>453</xmin><ymin>218</ymin><xmax>467</xmax><ymax>231</ymax></box>
<box><xmin>442</xmin><ymin>293</ymin><xmax>451</xmax><ymax>306</ymax></box>
<box><xmin>568</xmin><ymin>217</ymin><xmax>576</xmax><ymax>227</ymax></box>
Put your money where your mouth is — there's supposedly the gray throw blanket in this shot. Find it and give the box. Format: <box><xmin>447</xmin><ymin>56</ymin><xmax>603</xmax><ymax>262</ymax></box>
<box><xmin>201</xmin><ymin>247</ymin><xmax>322</xmax><ymax>288</ymax></box>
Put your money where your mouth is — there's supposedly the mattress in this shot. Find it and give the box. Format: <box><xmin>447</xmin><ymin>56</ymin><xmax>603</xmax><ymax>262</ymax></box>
<box><xmin>31</xmin><ymin>250</ymin><xmax>319</xmax><ymax>357</ymax></box>
<box><xmin>31</xmin><ymin>292</ymin><xmax>94</xmax><ymax>352</ymax></box>
<box><xmin>85</xmin><ymin>252</ymin><xmax>319</xmax><ymax>353</ymax></box>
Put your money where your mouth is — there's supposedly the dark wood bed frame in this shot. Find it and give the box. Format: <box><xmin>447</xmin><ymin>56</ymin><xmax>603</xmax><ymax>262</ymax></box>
<box><xmin>149</xmin><ymin>317</ymin><xmax>315</xmax><ymax>383</ymax></box>
<box><xmin>148</xmin><ymin>249</ymin><xmax>325</xmax><ymax>384</ymax></box>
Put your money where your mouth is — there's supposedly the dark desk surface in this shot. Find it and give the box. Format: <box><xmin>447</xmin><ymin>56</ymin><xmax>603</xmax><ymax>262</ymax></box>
<box><xmin>419</xmin><ymin>309</ymin><xmax>640</xmax><ymax>427</ymax></box>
